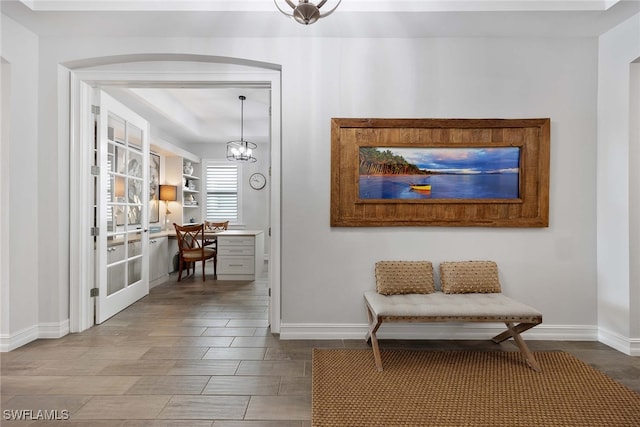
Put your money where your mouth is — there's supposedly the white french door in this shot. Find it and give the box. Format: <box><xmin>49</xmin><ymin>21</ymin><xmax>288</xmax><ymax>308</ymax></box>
<box><xmin>95</xmin><ymin>91</ymin><xmax>150</xmax><ymax>323</ymax></box>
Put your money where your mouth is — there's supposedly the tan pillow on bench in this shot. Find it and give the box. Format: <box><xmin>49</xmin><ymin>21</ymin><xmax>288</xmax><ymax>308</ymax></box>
<box><xmin>375</xmin><ymin>261</ymin><xmax>435</xmax><ymax>295</ymax></box>
<box><xmin>440</xmin><ymin>261</ymin><xmax>501</xmax><ymax>294</ymax></box>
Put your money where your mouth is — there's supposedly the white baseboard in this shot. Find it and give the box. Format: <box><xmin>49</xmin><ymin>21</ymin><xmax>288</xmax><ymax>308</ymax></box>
<box><xmin>599</xmin><ymin>327</ymin><xmax>640</xmax><ymax>356</ymax></box>
<box><xmin>278</xmin><ymin>322</ymin><xmax>600</xmax><ymax>341</ymax></box>
<box><xmin>0</xmin><ymin>320</ymin><xmax>70</xmax><ymax>352</ymax></box>
<box><xmin>38</xmin><ymin>319</ymin><xmax>70</xmax><ymax>339</ymax></box>
<box><xmin>3</xmin><ymin>320</ymin><xmax>637</xmax><ymax>356</ymax></box>
<box><xmin>0</xmin><ymin>325</ymin><xmax>39</xmax><ymax>352</ymax></box>
<box><xmin>279</xmin><ymin>323</ymin><xmax>367</xmax><ymax>340</ymax></box>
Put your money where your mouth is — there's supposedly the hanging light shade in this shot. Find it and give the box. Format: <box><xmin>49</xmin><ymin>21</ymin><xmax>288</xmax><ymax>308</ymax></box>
<box><xmin>226</xmin><ymin>95</ymin><xmax>257</xmax><ymax>163</ymax></box>
<box><xmin>274</xmin><ymin>0</ymin><xmax>342</xmax><ymax>25</ymax></box>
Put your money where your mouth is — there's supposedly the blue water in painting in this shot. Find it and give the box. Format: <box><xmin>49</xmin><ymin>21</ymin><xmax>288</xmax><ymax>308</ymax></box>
<box><xmin>359</xmin><ymin>174</ymin><xmax>519</xmax><ymax>199</ymax></box>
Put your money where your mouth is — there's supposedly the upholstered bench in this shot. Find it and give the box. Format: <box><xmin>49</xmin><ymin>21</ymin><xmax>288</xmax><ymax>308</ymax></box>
<box><xmin>364</xmin><ymin>261</ymin><xmax>543</xmax><ymax>372</ymax></box>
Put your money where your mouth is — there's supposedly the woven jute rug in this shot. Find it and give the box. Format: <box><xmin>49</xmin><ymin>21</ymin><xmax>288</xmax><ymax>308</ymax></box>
<box><xmin>312</xmin><ymin>349</ymin><xmax>640</xmax><ymax>427</ymax></box>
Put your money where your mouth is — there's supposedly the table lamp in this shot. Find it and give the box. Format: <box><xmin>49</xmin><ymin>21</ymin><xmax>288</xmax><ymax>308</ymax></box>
<box><xmin>159</xmin><ymin>184</ymin><xmax>177</xmax><ymax>230</ymax></box>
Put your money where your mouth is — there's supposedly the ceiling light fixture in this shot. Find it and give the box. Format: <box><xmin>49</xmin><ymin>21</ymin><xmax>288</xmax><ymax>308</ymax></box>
<box><xmin>226</xmin><ymin>95</ymin><xmax>257</xmax><ymax>163</ymax></box>
<box><xmin>274</xmin><ymin>0</ymin><xmax>342</xmax><ymax>25</ymax></box>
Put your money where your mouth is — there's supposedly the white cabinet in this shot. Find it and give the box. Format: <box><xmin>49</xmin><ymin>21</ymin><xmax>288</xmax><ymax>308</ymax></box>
<box><xmin>149</xmin><ymin>235</ymin><xmax>168</xmax><ymax>287</ymax></box>
<box><xmin>216</xmin><ymin>231</ymin><xmax>264</xmax><ymax>281</ymax></box>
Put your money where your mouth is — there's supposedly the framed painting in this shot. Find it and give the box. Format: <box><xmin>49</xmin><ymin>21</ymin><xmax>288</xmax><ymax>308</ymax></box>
<box><xmin>149</xmin><ymin>152</ymin><xmax>160</xmax><ymax>223</ymax></box>
<box><xmin>331</xmin><ymin>118</ymin><xmax>550</xmax><ymax>227</ymax></box>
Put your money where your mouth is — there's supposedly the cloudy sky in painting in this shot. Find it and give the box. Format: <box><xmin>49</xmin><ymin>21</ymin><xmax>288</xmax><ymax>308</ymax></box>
<box><xmin>382</xmin><ymin>147</ymin><xmax>520</xmax><ymax>174</ymax></box>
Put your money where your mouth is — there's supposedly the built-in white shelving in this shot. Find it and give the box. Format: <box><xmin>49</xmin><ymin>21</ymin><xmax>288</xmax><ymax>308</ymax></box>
<box><xmin>165</xmin><ymin>156</ymin><xmax>203</xmax><ymax>226</ymax></box>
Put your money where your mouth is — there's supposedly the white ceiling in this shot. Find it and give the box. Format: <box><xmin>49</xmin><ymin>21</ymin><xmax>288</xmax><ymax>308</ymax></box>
<box><xmin>104</xmin><ymin>86</ymin><xmax>272</xmax><ymax>145</ymax></box>
<box><xmin>4</xmin><ymin>0</ymin><xmax>640</xmax><ymax>146</ymax></box>
<box><xmin>4</xmin><ymin>0</ymin><xmax>640</xmax><ymax>38</ymax></box>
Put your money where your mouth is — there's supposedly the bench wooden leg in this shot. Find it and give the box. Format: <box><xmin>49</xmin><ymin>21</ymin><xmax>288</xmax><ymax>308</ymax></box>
<box><xmin>364</xmin><ymin>303</ymin><xmax>384</xmax><ymax>371</ymax></box>
<box><xmin>492</xmin><ymin>322</ymin><xmax>537</xmax><ymax>343</ymax></box>
<box><xmin>493</xmin><ymin>322</ymin><xmax>541</xmax><ymax>372</ymax></box>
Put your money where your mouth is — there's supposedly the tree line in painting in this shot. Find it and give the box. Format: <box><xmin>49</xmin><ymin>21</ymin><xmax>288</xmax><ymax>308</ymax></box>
<box><xmin>359</xmin><ymin>147</ymin><xmax>427</xmax><ymax>175</ymax></box>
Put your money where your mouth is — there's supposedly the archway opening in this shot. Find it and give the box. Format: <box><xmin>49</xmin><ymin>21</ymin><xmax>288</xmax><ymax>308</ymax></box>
<box><xmin>66</xmin><ymin>54</ymin><xmax>282</xmax><ymax>334</ymax></box>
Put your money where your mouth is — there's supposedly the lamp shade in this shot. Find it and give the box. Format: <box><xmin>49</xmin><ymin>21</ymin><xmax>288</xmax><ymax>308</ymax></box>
<box><xmin>159</xmin><ymin>185</ymin><xmax>177</xmax><ymax>202</ymax></box>
<box><xmin>114</xmin><ymin>176</ymin><xmax>126</xmax><ymax>198</ymax></box>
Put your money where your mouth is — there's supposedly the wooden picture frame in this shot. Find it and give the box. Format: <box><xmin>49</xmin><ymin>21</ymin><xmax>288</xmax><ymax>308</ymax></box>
<box><xmin>330</xmin><ymin>118</ymin><xmax>550</xmax><ymax>227</ymax></box>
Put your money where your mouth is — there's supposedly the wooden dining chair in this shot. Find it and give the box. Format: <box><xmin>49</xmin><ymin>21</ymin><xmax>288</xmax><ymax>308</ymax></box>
<box><xmin>203</xmin><ymin>220</ymin><xmax>229</xmax><ymax>249</ymax></box>
<box><xmin>205</xmin><ymin>220</ymin><xmax>229</xmax><ymax>232</ymax></box>
<box><xmin>174</xmin><ymin>223</ymin><xmax>217</xmax><ymax>281</ymax></box>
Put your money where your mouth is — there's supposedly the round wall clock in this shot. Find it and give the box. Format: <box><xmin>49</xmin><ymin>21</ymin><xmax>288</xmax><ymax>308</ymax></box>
<box><xmin>249</xmin><ymin>172</ymin><xmax>267</xmax><ymax>190</ymax></box>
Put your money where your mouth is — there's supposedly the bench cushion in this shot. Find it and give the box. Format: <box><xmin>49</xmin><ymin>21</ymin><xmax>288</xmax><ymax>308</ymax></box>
<box><xmin>375</xmin><ymin>261</ymin><xmax>435</xmax><ymax>295</ymax></box>
<box><xmin>364</xmin><ymin>290</ymin><xmax>541</xmax><ymax>321</ymax></box>
<box><xmin>440</xmin><ymin>261</ymin><xmax>501</xmax><ymax>294</ymax></box>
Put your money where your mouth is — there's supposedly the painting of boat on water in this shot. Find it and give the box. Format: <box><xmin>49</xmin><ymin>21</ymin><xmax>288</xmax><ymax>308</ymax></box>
<box><xmin>359</xmin><ymin>146</ymin><xmax>520</xmax><ymax>200</ymax></box>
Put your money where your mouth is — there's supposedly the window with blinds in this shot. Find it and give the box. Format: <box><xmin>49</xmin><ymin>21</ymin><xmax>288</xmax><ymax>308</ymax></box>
<box><xmin>205</xmin><ymin>161</ymin><xmax>240</xmax><ymax>223</ymax></box>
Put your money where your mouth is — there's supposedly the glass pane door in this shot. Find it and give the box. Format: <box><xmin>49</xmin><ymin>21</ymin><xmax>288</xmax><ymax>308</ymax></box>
<box><xmin>97</xmin><ymin>91</ymin><xmax>149</xmax><ymax>323</ymax></box>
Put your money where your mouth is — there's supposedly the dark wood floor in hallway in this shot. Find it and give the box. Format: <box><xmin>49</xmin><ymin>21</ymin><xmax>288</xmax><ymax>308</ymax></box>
<box><xmin>2</xmin><ymin>266</ymin><xmax>639</xmax><ymax>425</ymax></box>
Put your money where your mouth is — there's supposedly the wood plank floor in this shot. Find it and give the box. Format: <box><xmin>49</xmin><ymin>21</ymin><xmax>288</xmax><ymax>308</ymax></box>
<box><xmin>2</xmin><ymin>264</ymin><xmax>639</xmax><ymax>425</ymax></box>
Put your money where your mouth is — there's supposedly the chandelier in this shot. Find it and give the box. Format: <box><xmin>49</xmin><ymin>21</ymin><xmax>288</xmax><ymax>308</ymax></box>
<box><xmin>226</xmin><ymin>95</ymin><xmax>257</xmax><ymax>163</ymax></box>
<box><xmin>274</xmin><ymin>0</ymin><xmax>342</xmax><ymax>25</ymax></box>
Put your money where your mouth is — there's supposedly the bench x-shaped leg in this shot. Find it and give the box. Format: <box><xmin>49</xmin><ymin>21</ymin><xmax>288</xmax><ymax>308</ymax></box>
<box><xmin>492</xmin><ymin>322</ymin><xmax>541</xmax><ymax>372</ymax></box>
<box><xmin>365</xmin><ymin>304</ymin><xmax>384</xmax><ymax>371</ymax></box>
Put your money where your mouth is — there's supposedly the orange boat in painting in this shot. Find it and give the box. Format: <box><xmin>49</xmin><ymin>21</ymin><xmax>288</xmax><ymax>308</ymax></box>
<box><xmin>409</xmin><ymin>183</ymin><xmax>431</xmax><ymax>192</ymax></box>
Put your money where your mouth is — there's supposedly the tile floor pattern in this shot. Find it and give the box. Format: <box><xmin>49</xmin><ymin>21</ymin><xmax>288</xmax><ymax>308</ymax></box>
<box><xmin>2</xmin><ymin>264</ymin><xmax>640</xmax><ymax>426</ymax></box>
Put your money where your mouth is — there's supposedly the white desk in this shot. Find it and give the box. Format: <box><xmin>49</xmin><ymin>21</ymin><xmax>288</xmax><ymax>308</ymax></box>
<box><xmin>165</xmin><ymin>228</ymin><xmax>265</xmax><ymax>281</ymax></box>
<box><xmin>214</xmin><ymin>230</ymin><xmax>264</xmax><ymax>281</ymax></box>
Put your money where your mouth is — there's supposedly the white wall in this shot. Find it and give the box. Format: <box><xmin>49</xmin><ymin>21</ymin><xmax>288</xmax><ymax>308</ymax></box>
<box><xmin>0</xmin><ymin>16</ymin><xmax>40</xmax><ymax>350</ymax></box>
<box><xmin>1</xmin><ymin>25</ymin><xmax>610</xmax><ymax>347</ymax></box>
<box><xmin>281</xmin><ymin>37</ymin><xmax>599</xmax><ymax>333</ymax></box>
<box><xmin>597</xmin><ymin>12</ymin><xmax>640</xmax><ymax>354</ymax></box>
<box><xmin>631</xmin><ymin>62</ymin><xmax>640</xmax><ymax>342</ymax></box>
<box><xmin>1</xmin><ymin>59</ymin><xmax>10</xmax><ymax>342</ymax></box>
